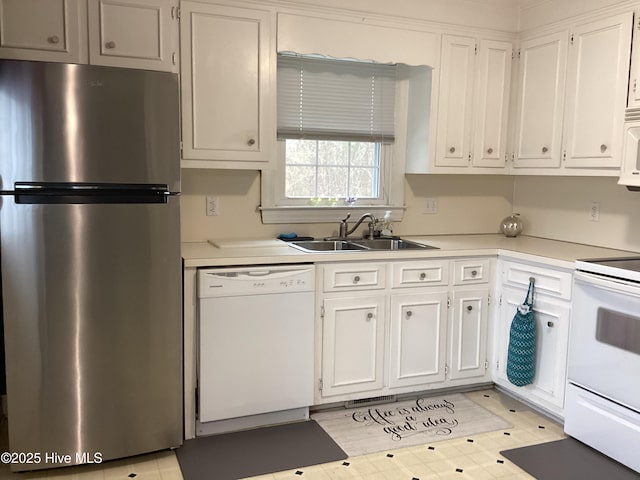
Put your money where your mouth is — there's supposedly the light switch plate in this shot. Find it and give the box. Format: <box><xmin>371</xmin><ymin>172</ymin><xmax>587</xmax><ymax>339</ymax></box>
<box><xmin>423</xmin><ymin>198</ymin><xmax>438</xmax><ymax>214</ymax></box>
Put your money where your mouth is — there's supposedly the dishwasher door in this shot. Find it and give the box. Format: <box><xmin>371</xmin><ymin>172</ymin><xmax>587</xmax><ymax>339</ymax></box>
<box><xmin>198</xmin><ymin>265</ymin><xmax>315</xmax><ymax>424</ymax></box>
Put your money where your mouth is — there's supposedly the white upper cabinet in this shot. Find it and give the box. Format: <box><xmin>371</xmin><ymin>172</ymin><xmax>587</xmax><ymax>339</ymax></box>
<box><xmin>180</xmin><ymin>1</ymin><xmax>274</xmax><ymax>167</ymax></box>
<box><xmin>0</xmin><ymin>0</ymin><xmax>85</xmax><ymax>63</ymax></box>
<box><xmin>513</xmin><ymin>12</ymin><xmax>632</xmax><ymax>173</ymax></box>
<box><xmin>513</xmin><ymin>31</ymin><xmax>568</xmax><ymax>169</ymax></box>
<box><xmin>87</xmin><ymin>0</ymin><xmax>178</xmax><ymax>72</ymax></box>
<box><xmin>0</xmin><ymin>0</ymin><xmax>178</xmax><ymax>71</ymax></box>
<box><xmin>563</xmin><ymin>13</ymin><xmax>632</xmax><ymax>169</ymax></box>
<box><xmin>472</xmin><ymin>40</ymin><xmax>512</xmax><ymax>169</ymax></box>
<box><xmin>627</xmin><ymin>13</ymin><xmax>640</xmax><ymax>108</ymax></box>
<box><xmin>433</xmin><ymin>35</ymin><xmax>512</xmax><ymax>172</ymax></box>
<box><xmin>435</xmin><ymin>35</ymin><xmax>476</xmax><ymax>168</ymax></box>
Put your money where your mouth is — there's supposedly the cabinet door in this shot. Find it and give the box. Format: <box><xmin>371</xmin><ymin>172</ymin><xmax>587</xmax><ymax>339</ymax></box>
<box><xmin>321</xmin><ymin>295</ymin><xmax>386</xmax><ymax>397</ymax></box>
<box><xmin>472</xmin><ymin>40</ymin><xmax>512</xmax><ymax>168</ymax></box>
<box><xmin>435</xmin><ymin>35</ymin><xmax>476</xmax><ymax>167</ymax></box>
<box><xmin>513</xmin><ymin>31</ymin><xmax>568</xmax><ymax>169</ymax></box>
<box><xmin>449</xmin><ymin>287</ymin><xmax>489</xmax><ymax>381</ymax></box>
<box><xmin>87</xmin><ymin>0</ymin><xmax>178</xmax><ymax>72</ymax></box>
<box><xmin>496</xmin><ymin>287</ymin><xmax>571</xmax><ymax>413</ymax></box>
<box><xmin>0</xmin><ymin>0</ymin><xmax>83</xmax><ymax>63</ymax></box>
<box><xmin>562</xmin><ymin>13</ymin><xmax>632</xmax><ymax>168</ymax></box>
<box><xmin>628</xmin><ymin>12</ymin><xmax>640</xmax><ymax>108</ymax></box>
<box><xmin>388</xmin><ymin>291</ymin><xmax>448</xmax><ymax>388</ymax></box>
<box><xmin>180</xmin><ymin>2</ymin><xmax>273</xmax><ymax>165</ymax></box>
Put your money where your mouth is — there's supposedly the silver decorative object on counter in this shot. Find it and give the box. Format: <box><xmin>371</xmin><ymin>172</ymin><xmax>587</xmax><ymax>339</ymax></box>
<box><xmin>501</xmin><ymin>213</ymin><xmax>524</xmax><ymax>237</ymax></box>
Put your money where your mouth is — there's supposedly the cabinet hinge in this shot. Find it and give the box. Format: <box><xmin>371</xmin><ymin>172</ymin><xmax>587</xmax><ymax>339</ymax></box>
<box><xmin>570</xmin><ymin>34</ymin><xmax>574</xmax><ymax>45</ymax></box>
<box><xmin>447</xmin><ymin>297</ymin><xmax>451</xmax><ymax>308</ymax></box>
<box><xmin>487</xmin><ymin>294</ymin><xmax>491</xmax><ymax>306</ymax></box>
<box><xmin>172</xmin><ymin>52</ymin><xmax>177</xmax><ymax>66</ymax></box>
<box><xmin>496</xmin><ymin>360</ymin><xmax>500</xmax><ymax>370</ymax></box>
<box><xmin>562</xmin><ymin>150</ymin><xmax>567</xmax><ymax>161</ymax></box>
<box><xmin>318</xmin><ymin>379</ymin><xmax>323</xmax><ymax>391</ymax></box>
<box><xmin>511</xmin><ymin>50</ymin><xmax>515</xmax><ymax>60</ymax></box>
<box><xmin>474</xmin><ymin>44</ymin><xmax>478</xmax><ymax>55</ymax></box>
<box><xmin>468</xmin><ymin>153</ymin><xmax>472</xmax><ymax>163</ymax></box>
<box><xmin>444</xmin><ymin>364</ymin><xmax>449</xmax><ymax>376</ymax></box>
<box><xmin>517</xmin><ymin>49</ymin><xmax>521</xmax><ymax>59</ymax></box>
<box><xmin>320</xmin><ymin>305</ymin><xmax>325</xmax><ymax>319</ymax></box>
<box><xmin>485</xmin><ymin>360</ymin><xmax>489</xmax><ymax>370</ymax></box>
<box><xmin>511</xmin><ymin>153</ymin><xmax>515</xmax><ymax>163</ymax></box>
<box><xmin>172</xmin><ymin>6</ymin><xmax>181</xmax><ymax>20</ymax></box>
<box><xmin>499</xmin><ymin>294</ymin><xmax>503</xmax><ymax>306</ymax></box>
<box><xmin>634</xmin><ymin>79</ymin><xmax>637</xmax><ymax>93</ymax></box>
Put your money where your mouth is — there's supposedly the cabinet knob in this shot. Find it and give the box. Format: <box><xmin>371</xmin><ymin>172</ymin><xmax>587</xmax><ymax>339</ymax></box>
<box><xmin>353</xmin><ymin>275</ymin><xmax>360</xmax><ymax>284</ymax></box>
<box><xmin>467</xmin><ymin>305</ymin><xmax>473</xmax><ymax>311</ymax></box>
<box><xmin>366</xmin><ymin>312</ymin><xmax>373</xmax><ymax>320</ymax></box>
<box><xmin>406</xmin><ymin>310</ymin><xmax>413</xmax><ymax>318</ymax></box>
<box><xmin>547</xmin><ymin>321</ymin><xmax>554</xmax><ymax>328</ymax></box>
<box><xmin>487</xmin><ymin>147</ymin><xmax>493</xmax><ymax>154</ymax></box>
<box><xmin>47</xmin><ymin>35</ymin><xmax>60</xmax><ymax>44</ymax></box>
<box><xmin>600</xmin><ymin>144</ymin><xmax>608</xmax><ymax>153</ymax></box>
<box><xmin>541</xmin><ymin>146</ymin><xmax>549</xmax><ymax>154</ymax></box>
<box><xmin>419</xmin><ymin>272</ymin><xmax>426</xmax><ymax>280</ymax></box>
<box><xmin>105</xmin><ymin>41</ymin><xmax>116</xmax><ymax>49</ymax></box>
<box><xmin>248</xmin><ymin>138</ymin><xmax>256</xmax><ymax>146</ymax></box>
<box><xmin>449</xmin><ymin>147</ymin><xmax>456</xmax><ymax>154</ymax></box>
<box><xmin>471</xmin><ymin>270</ymin><xmax>478</xmax><ymax>277</ymax></box>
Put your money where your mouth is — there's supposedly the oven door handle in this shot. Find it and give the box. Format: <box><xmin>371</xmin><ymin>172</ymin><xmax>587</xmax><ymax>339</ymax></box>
<box><xmin>574</xmin><ymin>270</ymin><xmax>640</xmax><ymax>296</ymax></box>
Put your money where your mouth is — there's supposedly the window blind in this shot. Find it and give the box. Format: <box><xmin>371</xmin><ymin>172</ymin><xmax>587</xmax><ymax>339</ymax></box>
<box><xmin>277</xmin><ymin>54</ymin><xmax>396</xmax><ymax>143</ymax></box>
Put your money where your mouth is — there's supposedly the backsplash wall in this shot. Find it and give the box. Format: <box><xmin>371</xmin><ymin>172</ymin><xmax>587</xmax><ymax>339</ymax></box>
<box><xmin>180</xmin><ymin>170</ymin><xmax>514</xmax><ymax>242</ymax></box>
<box><xmin>513</xmin><ymin>176</ymin><xmax>640</xmax><ymax>253</ymax></box>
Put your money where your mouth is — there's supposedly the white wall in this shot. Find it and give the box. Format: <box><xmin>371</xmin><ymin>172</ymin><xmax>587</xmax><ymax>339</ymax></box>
<box><xmin>181</xmin><ymin>169</ymin><xmax>514</xmax><ymax>242</ymax></box>
<box><xmin>277</xmin><ymin>0</ymin><xmax>519</xmax><ymax>32</ymax></box>
<box><xmin>514</xmin><ymin>176</ymin><xmax>640</xmax><ymax>252</ymax></box>
<box><xmin>518</xmin><ymin>0</ymin><xmax>635</xmax><ymax>31</ymax></box>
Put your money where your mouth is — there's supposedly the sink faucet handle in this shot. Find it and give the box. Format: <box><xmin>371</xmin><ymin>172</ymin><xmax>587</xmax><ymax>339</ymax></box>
<box><xmin>339</xmin><ymin>213</ymin><xmax>351</xmax><ymax>238</ymax></box>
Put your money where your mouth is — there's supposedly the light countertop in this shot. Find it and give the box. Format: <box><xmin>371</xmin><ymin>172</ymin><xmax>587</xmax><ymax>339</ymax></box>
<box><xmin>182</xmin><ymin>234</ymin><xmax>637</xmax><ymax>269</ymax></box>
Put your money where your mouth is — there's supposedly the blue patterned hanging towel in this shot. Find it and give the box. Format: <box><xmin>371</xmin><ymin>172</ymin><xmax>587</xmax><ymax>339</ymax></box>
<box><xmin>506</xmin><ymin>279</ymin><xmax>536</xmax><ymax>387</ymax></box>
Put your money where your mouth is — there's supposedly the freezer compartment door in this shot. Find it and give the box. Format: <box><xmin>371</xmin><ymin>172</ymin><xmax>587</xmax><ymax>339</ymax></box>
<box><xmin>0</xmin><ymin>196</ymin><xmax>182</xmax><ymax>470</ymax></box>
<box><xmin>0</xmin><ymin>60</ymin><xmax>180</xmax><ymax>191</ymax></box>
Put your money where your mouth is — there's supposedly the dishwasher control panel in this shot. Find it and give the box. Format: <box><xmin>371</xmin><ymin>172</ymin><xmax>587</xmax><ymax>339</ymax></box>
<box><xmin>198</xmin><ymin>264</ymin><xmax>315</xmax><ymax>297</ymax></box>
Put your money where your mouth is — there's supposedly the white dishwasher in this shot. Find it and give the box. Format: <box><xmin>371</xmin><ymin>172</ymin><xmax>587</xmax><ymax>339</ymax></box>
<box><xmin>197</xmin><ymin>264</ymin><xmax>315</xmax><ymax>431</ymax></box>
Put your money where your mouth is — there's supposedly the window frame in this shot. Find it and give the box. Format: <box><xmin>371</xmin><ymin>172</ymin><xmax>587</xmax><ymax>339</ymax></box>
<box><xmin>260</xmin><ymin>60</ymin><xmax>411</xmax><ymax>224</ymax></box>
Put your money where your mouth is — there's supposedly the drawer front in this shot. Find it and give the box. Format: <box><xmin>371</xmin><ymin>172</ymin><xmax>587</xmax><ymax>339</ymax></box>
<box><xmin>501</xmin><ymin>260</ymin><xmax>572</xmax><ymax>300</ymax></box>
<box><xmin>452</xmin><ymin>258</ymin><xmax>490</xmax><ymax>285</ymax></box>
<box><xmin>323</xmin><ymin>263</ymin><xmax>386</xmax><ymax>291</ymax></box>
<box><xmin>391</xmin><ymin>260</ymin><xmax>449</xmax><ymax>288</ymax></box>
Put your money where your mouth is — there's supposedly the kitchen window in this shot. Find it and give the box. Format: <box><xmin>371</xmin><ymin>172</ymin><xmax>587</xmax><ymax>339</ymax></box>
<box><xmin>261</xmin><ymin>54</ymin><xmax>406</xmax><ymax>223</ymax></box>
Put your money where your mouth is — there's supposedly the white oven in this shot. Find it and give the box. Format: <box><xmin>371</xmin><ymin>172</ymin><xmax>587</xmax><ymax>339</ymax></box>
<box><xmin>565</xmin><ymin>259</ymin><xmax>640</xmax><ymax>473</ymax></box>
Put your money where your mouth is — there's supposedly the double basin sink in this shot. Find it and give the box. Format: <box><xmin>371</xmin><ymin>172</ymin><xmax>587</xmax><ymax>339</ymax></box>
<box><xmin>288</xmin><ymin>237</ymin><xmax>438</xmax><ymax>253</ymax></box>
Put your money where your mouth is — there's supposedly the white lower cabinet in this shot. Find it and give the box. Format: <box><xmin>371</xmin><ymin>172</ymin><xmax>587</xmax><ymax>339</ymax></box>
<box><xmin>388</xmin><ymin>291</ymin><xmax>448</xmax><ymax>388</ymax></box>
<box><xmin>317</xmin><ymin>258</ymin><xmax>492</xmax><ymax>404</ymax></box>
<box><xmin>321</xmin><ymin>295</ymin><xmax>386</xmax><ymax>397</ymax></box>
<box><xmin>449</xmin><ymin>287</ymin><xmax>490</xmax><ymax>381</ymax></box>
<box><xmin>494</xmin><ymin>259</ymin><xmax>572</xmax><ymax>418</ymax></box>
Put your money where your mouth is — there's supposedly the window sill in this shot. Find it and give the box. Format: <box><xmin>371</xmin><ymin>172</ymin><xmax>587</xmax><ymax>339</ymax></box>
<box><xmin>259</xmin><ymin>205</ymin><xmax>406</xmax><ymax>224</ymax></box>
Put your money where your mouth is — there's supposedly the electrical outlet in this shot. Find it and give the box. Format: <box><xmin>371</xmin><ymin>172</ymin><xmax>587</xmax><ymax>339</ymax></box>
<box><xmin>423</xmin><ymin>198</ymin><xmax>438</xmax><ymax>214</ymax></box>
<box><xmin>206</xmin><ymin>196</ymin><xmax>219</xmax><ymax>216</ymax></box>
<box><xmin>590</xmin><ymin>202</ymin><xmax>600</xmax><ymax>222</ymax></box>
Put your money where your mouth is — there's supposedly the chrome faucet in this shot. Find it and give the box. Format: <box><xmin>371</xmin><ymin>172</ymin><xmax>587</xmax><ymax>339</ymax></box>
<box><xmin>339</xmin><ymin>213</ymin><xmax>378</xmax><ymax>239</ymax></box>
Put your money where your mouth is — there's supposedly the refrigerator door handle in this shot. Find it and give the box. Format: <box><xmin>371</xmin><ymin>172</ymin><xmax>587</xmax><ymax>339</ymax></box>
<box><xmin>8</xmin><ymin>182</ymin><xmax>171</xmax><ymax>204</ymax></box>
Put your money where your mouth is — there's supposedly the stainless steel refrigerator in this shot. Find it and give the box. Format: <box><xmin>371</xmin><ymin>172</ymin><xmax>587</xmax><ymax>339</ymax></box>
<box><xmin>0</xmin><ymin>60</ymin><xmax>182</xmax><ymax>471</ymax></box>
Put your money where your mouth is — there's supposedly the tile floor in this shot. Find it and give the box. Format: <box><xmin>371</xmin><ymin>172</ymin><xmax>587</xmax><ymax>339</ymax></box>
<box><xmin>0</xmin><ymin>389</ymin><xmax>565</xmax><ymax>479</ymax></box>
